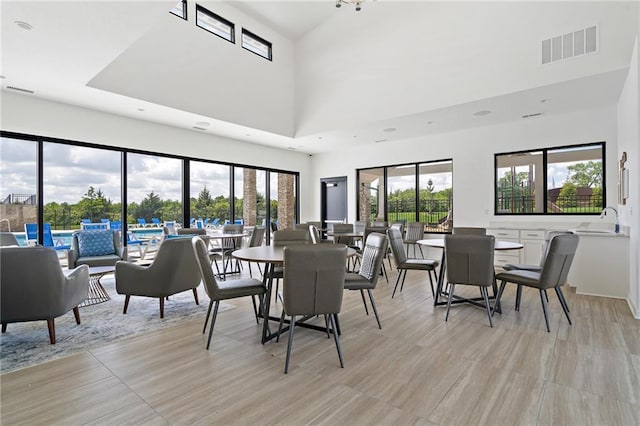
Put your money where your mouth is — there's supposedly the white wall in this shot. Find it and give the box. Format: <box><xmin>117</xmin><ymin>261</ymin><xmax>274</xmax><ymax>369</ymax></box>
<box><xmin>0</xmin><ymin>92</ymin><xmax>313</xmax><ymax>214</ymax></box>
<box><xmin>617</xmin><ymin>36</ymin><xmax>640</xmax><ymax>318</ymax></box>
<box><xmin>296</xmin><ymin>1</ymin><xmax>637</xmax><ymax>136</ymax></box>
<box><xmin>310</xmin><ymin>106</ymin><xmax>619</xmax><ymax>228</ymax></box>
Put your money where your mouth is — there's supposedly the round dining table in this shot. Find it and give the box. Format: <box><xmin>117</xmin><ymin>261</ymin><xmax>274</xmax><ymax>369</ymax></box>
<box><xmin>206</xmin><ymin>231</ymin><xmax>250</xmax><ymax>279</ymax></box>
<box><xmin>417</xmin><ymin>238</ymin><xmax>523</xmax><ymax>310</ymax></box>
<box><xmin>233</xmin><ymin>245</ymin><xmax>357</xmax><ymax>344</ymax></box>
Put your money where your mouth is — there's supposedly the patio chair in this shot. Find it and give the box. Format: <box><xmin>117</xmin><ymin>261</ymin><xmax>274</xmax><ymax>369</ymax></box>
<box><xmin>137</xmin><ymin>218</ymin><xmax>149</xmax><ymax>228</ymax></box>
<box><xmin>151</xmin><ymin>218</ymin><xmax>162</xmax><ymax>227</ymax></box>
<box><xmin>24</xmin><ymin>223</ymin><xmax>71</xmax><ymax>252</ymax></box>
<box><xmin>0</xmin><ymin>232</ymin><xmax>20</xmax><ymax>246</ymax></box>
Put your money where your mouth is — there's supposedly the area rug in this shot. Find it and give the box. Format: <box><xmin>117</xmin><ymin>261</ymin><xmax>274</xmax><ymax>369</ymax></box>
<box><xmin>0</xmin><ymin>276</ymin><xmax>234</xmax><ymax>374</ymax></box>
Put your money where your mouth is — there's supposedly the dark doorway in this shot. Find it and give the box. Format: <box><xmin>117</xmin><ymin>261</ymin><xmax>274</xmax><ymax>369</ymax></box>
<box><xmin>321</xmin><ymin>176</ymin><xmax>348</xmax><ymax>229</ymax></box>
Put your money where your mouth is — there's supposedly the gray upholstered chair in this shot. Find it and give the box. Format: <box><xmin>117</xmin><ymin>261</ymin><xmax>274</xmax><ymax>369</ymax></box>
<box><xmin>404</xmin><ymin>222</ymin><xmax>424</xmax><ymax>258</ymax></box>
<box><xmin>452</xmin><ymin>227</ymin><xmax>487</xmax><ymax>235</ymax></box>
<box><xmin>270</xmin><ymin>229</ymin><xmax>310</xmax><ymax>301</ymax></box>
<box><xmin>495</xmin><ymin>234</ymin><xmax>579</xmax><ymax>332</ymax></box>
<box><xmin>503</xmin><ymin>231</ymin><xmax>574</xmax><ymax>311</ymax></box>
<box><xmin>278</xmin><ymin>244</ymin><xmax>347</xmax><ymax>373</ymax></box>
<box><xmin>67</xmin><ymin>229</ymin><xmax>126</xmax><ymax>269</ymax></box>
<box><xmin>210</xmin><ymin>224</ymin><xmax>244</xmax><ymax>275</ymax></box>
<box><xmin>345</xmin><ymin>232</ymin><xmax>389</xmax><ymax>329</ymax></box>
<box><xmin>177</xmin><ymin>228</ymin><xmax>207</xmax><ymax>236</ymax></box>
<box><xmin>443</xmin><ymin>234</ymin><xmax>496</xmax><ymax>326</ymax></box>
<box><xmin>0</xmin><ymin>232</ymin><xmax>19</xmax><ymax>246</ymax></box>
<box><xmin>386</xmin><ymin>227</ymin><xmax>439</xmax><ymax>298</ymax></box>
<box><xmin>115</xmin><ymin>237</ymin><xmax>202</xmax><ymax>318</ymax></box>
<box><xmin>191</xmin><ymin>237</ymin><xmax>266</xmax><ymax>350</ymax></box>
<box><xmin>362</xmin><ymin>225</ymin><xmax>390</xmax><ymax>282</ymax></box>
<box><xmin>1</xmin><ymin>246</ymin><xmax>89</xmax><ymax>344</ymax></box>
<box><xmin>246</xmin><ymin>227</ymin><xmax>265</xmax><ymax>277</ymax></box>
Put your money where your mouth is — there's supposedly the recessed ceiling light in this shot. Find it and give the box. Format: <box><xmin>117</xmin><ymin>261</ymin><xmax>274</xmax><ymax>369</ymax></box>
<box><xmin>245</xmin><ymin>133</ymin><xmax>251</xmax><ymax>137</ymax></box>
<box><xmin>383</xmin><ymin>127</ymin><xmax>397</xmax><ymax>132</ymax></box>
<box><xmin>522</xmin><ymin>112</ymin><xmax>543</xmax><ymax>119</ymax></box>
<box><xmin>317</xmin><ymin>136</ymin><xmax>323</xmax><ymax>140</ymax></box>
<box><xmin>473</xmin><ymin>110</ymin><xmax>492</xmax><ymax>116</ymax></box>
<box><xmin>14</xmin><ymin>21</ymin><xmax>33</xmax><ymax>30</ymax></box>
<box><xmin>137</xmin><ymin>108</ymin><xmax>145</xmax><ymax>112</ymax></box>
<box><xmin>352</xmin><ymin>135</ymin><xmax>358</xmax><ymax>138</ymax></box>
<box><xmin>540</xmin><ymin>99</ymin><xmax>550</xmax><ymax>103</ymax></box>
<box><xmin>375</xmin><ymin>139</ymin><xmax>388</xmax><ymax>143</ymax></box>
<box><xmin>195</xmin><ymin>121</ymin><xmax>210</xmax><ymax>126</ymax></box>
<box><xmin>427</xmin><ymin>121</ymin><xmax>433</xmax><ymax>125</ymax></box>
<box><xmin>0</xmin><ymin>75</ymin><xmax>6</xmax><ymax>79</ymax></box>
<box><xmin>287</xmin><ymin>146</ymin><xmax>296</xmax><ymax>150</ymax></box>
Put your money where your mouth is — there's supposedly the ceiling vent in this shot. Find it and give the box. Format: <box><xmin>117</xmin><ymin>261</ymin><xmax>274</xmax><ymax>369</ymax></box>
<box><xmin>541</xmin><ymin>25</ymin><xmax>597</xmax><ymax>65</ymax></box>
<box><xmin>6</xmin><ymin>85</ymin><xmax>34</xmax><ymax>94</ymax></box>
<box><xmin>522</xmin><ymin>112</ymin><xmax>543</xmax><ymax>119</ymax></box>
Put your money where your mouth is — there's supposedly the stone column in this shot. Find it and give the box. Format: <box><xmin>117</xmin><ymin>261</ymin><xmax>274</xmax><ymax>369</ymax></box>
<box><xmin>277</xmin><ymin>173</ymin><xmax>294</xmax><ymax>230</ymax></box>
<box><xmin>243</xmin><ymin>168</ymin><xmax>257</xmax><ymax>226</ymax></box>
<box><xmin>359</xmin><ymin>183</ymin><xmax>370</xmax><ymax>223</ymax></box>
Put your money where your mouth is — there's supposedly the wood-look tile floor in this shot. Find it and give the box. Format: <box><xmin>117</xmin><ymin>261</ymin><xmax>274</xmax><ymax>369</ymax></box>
<box><xmin>2</xmin><ymin>265</ymin><xmax>639</xmax><ymax>425</ymax></box>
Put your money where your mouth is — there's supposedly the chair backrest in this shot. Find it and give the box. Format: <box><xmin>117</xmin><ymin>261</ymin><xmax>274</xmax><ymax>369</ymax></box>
<box><xmin>81</xmin><ymin>222</ymin><xmax>109</xmax><ymax>230</ymax></box>
<box><xmin>24</xmin><ymin>223</ymin><xmax>37</xmax><ymax>243</ymax></box>
<box><xmin>364</xmin><ymin>226</ymin><xmax>388</xmax><ymax>243</ymax></box>
<box><xmin>331</xmin><ymin>223</ymin><xmax>354</xmax><ymax>246</ymax></box>
<box><xmin>177</xmin><ymin>228</ymin><xmax>206</xmax><ymax>236</ymax></box>
<box><xmin>270</xmin><ymin>221</ymin><xmax>278</xmax><ymax>232</ymax></box>
<box><xmin>390</xmin><ymin>222</ymin><xmax>405</xmax><ymax>235</ymax></box>
<box><xmin>358</xmin><ymin>233</ymin><xmax>389</xmax><ymax>286</ymax></box>
<box><xmin>110</xmin><ymin>221</ymin><xmax>122</xmax><ymax>231</ymax></box>
<box><xmin>386</xmin><ymin>227</ymin><xmax>408</xmax><ymax>266</ymax></box>
<box><xmin>273</xmin><ymin>229</ymin><xmax>309</xmax><ymax>246</ymax></box>
<box><xmin>0</xmin><ymin>232</ymin><xmax>19</xmax><ymax>246</ymax></box>
<box><xmin>248</xmin><ymin>227</ymin><xmax>265</xmax><ymax>247</ymax></box>
<box><xmin>539</xmin><ymin>231</ymin><xmax>573</xmax><ymax>267</ymax></box>
<box><xmin>354</xmin><ymin>221</ymin><xmax>367</xmax><ymax>233</ymax></box>
<box><xmin>221</xmin><ymin>224</ymin><xmax>244</xmax><ymax>249</ymax></box>
<box><xmin>137</xmin><ymin>218</ymin><xmax>147</xmax><ymax>226</ymax></box>
<box><xmin>444</xmin><ymin>234</ymin><xmax>495</xmax><ymax>286</ymax></box>
<box><xmin>294</xmin><ymin>223</ymin><xmax>310</xmax><ymax>232</ymax></box>
<box><xmin>71</xmin><ymin>229</ymin><xmax>120</xmax><ymax>255</ymax></box>
<box><xmin>405</xmin><ymin>222</ymin><xmax>424</xmax><ymax>242</ymax></box>
<box><xmin>145</xmin><ymin>237</ymin><xmax>202</xmax><ymax>293</ymax></box>
<box><xmin>539</xmin><ymin>234</ymin><xmax>580</xmax><ymax>290</ymax></box>
<box><xmin>192</xmin><ymin>237</ymin><xmax>223</xmax><ymax>300</ymax></box>
<box><xmin>372</xmin><ymin>221</ymin><xmax>388</xmax><ymax>227</ymax></box>
<box><xmin>81</xmin><ymin>219</ymin><xmax>91</xmax><ymax>224</ymax></box>
<box><xmin>42</xmin><ymin>223</ymin><xmax>57</xmax><ymax>247</ymax></box>
<box><xmin>453</xmin><ymin>227</ymin><xmax>487</xmax><ymax>235</ymax></box>
<box><xmin>283</xmin><ymin>245</ymin><xmax>347</xmax><ymax>316</ymax></box>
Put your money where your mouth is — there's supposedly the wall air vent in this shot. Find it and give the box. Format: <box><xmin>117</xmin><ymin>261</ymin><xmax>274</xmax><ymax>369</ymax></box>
<box><xmin>522</xmin><ymin>112</ymin><xmax>543</xmax><ymax>119</ymax></box>
<box><xmin>6</xmin><ymin>85</ymin><xmax>34</xmax><ymax>94</ymax></box>
<box><xmin>542</xmin><ymin>25</ymin><xmax>597</xmax><ymax>65</ymax></box>
<box><xmin>192</xmin><ymin>126</ymin><xmax>207</xmax><ymax>131</ymax></box>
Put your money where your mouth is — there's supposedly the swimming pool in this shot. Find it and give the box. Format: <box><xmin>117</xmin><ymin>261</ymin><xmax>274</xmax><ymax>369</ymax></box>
<box><xmin>11</xmin><ymin>228</ymin><xmax>164</xmax><ymax>247</ymax></box>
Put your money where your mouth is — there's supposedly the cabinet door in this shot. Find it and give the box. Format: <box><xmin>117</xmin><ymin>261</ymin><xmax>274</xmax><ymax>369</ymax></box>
<box><xmin>521</xmin><ymin>239</ymin><xmax>544</xmax><ymax>265</ymax></box>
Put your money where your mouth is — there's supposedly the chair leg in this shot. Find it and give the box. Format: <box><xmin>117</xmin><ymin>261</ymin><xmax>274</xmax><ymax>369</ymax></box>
<box><xmin>47</xmin><ymin>319</ymin><xmax>56</xmax><ymax>344</ymax></box>
<box><xmin>381</xmin><ymin>262</ymin><xmax>389</xmax><ymax>283</ymax></box>
<box><xmin>324</xmin><ymin>314</ymin><xmax>331</xmax><ymax>338</ymax></box>
<box><xmin>251</xmin><ymin>295</ymin><xmax>259</xmax><ymax>324</ymax></box>
<box><xmin>544</xmin><ymin>289</ymin><xmax>549</xmax><ymax>302</ymax></box>
<box><xmin>192</xmin><ymin>288</ymin><xmax>199</xmax><ymax>305</ymax></box>
<box><xmin>284</xmin><ymin>315</ymin><xmax>296</xmax><ymax>374</ymax></box>
<box><xmin>123</xmin><ymin>295</ymin><xmax>130</xmax><ymax>314</ymax></box>
<box><xmin>481</xmin><ymin>287</ymin><xmax>493</xmax><ymax>328</ymax></box>
<box><xmin>73</xmin><ymin>307</ymin><xmax>81</xmax><ymax>324</ymax></box>
<box><xmin>206</xmin><ymin>301</ymin><xmax>220</xmax><ymax>350</ymax></box>
<box><xmin>539</xmin><ymin>289</ymin><xmax>551</xmax><ymax>332</ymax></box>
<box><xmin>1</xmin><ymin>323</ymin><xmax>6</xmax><ymax>333</ymax></box>
<box><xmin>515</xmin><ymin>285</ymin><xmax>522</xmax><ymax>311</ymax></box>
<box><xmin>330</xmin><ymin>314</ymin><xmax>344</xmax><ymax>368</ymax></box>
<box><xmin>427</xmin><ymin>269</ymin><xmax>435</xmax><ymax>297</ymax></box>
<box><xmin>399</xmin><ymin>270</ymin><xmax>408</xmax><ymax>292</ymax></box>
<box><xmin>360</xmin><ymin>290</ymin><xmax>369</xmax><ymax>315</ymax></box>
<box><xmin>257</xmin><ymin>263</ymin><xmax>263</xmax><ymax>276</ymax></box>
<box><xmin>392</xmin><ymin>269</ymin><xmax>403</xmax><ymax>298</ymax></box>
<box><xmin>492</xmin><ymin>281</ymin><xmax>508</xmax><ymax>317</ymax></box>
<box><xmin>159</xmin><ymin>297</ymin><xmax>165</xmax><ymax>319</ymax></box>
<box><xmin>367</xmin><ymin>289</ymin><xmax>382</xmax><ymax>329</ymax></box>
<box><xmin>274</xmin><ymin>279</ymin><xmax>280</xmax><ymax>304</ymax></box>
<box><xmin>418</xmin><ymin>245</ymin><xmax>424</xmax><ymax>259</ymax></box>
<box><xmin>555</xmin><ymin>287</ymin><xmax>572</xmax><ymax>325</ymax></box>
<box><xmin>248</xmin><ymin>262</ymin><xmax>253</xmax><ymax>278</ymax></box>
<box><xmin>277</xmin><ymin>309</ymin><xmax>286</xmax><ymax>343</ymax></box>
<box><xmin>203</xmin><ymin>300</ymin><xmax>214</xmax><ymax>333</ymax></box>
<box><xmin>445</xmin><ymin>283</ymin><xmax>455</xmax><ymax>322</ymax></box>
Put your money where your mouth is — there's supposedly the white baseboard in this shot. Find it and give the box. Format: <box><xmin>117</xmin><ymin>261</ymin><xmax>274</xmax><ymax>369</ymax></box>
<box><xmin>626</xmin><ymin>297</ymin><xmax>640</xmax><ymax>319</ymax></box>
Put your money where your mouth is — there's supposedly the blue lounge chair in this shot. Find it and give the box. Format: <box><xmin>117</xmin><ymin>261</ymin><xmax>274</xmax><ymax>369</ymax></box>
<box><xmin>203</xmin><ymin>218</ymin><xmax>211</xmax><ymax>227</ymax></box>
<box><xmin>110</xmin><ymin>220</ymin><xmax>122</xmax><ymax>231</ymax></box>
<box><xmin>211</xmin><ymin>218</ymin><xmax>220</xmax><ymax>227</ymax></box>
<box><xmin>137</xmin><ymin>218</ymin><xmax>149</xmax><ymax>228</ymax></box>
<box><xmin>151</xmin><ymin>218</ymin><xmax>162</xmax><ymax>227</ymax></box>
<box><xmin>189</xmin><ymin>218</ymin><xmax>196</xmax><ymax>227</ymax></box>
<box><xmin>80</xmin><ymin>219</ymin><xmax>91</xmax><ymax>224</ymax></box>
<box><xmin>126</xmin><ymin>231</ymin><xmax>147</xmax><ymax>259</ymax></box>
<box><xmin>101</xmin><ymin>218</ymin><xmax>110</xmax><ymax>223</ymax></box>
<box><xmin>24</xmin><ymin>223</ymin><xmax>71</xmax><ymax>251</ymax></box>
<box><xmin>81</xmin><ymin>222</ymin><xmax>109</xmax><ymax>230</ymax></box>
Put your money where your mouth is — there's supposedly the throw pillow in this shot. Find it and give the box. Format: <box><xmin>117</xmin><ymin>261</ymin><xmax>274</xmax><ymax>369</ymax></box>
<box><xmin>76</xmin><ymin>230</ymin><xmax>115</xmax><ymax>257</ymax></box>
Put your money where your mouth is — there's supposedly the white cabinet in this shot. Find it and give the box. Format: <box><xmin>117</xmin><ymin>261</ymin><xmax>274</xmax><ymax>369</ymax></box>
<box><xmin>519</xmin><ymin>230</ymin><xmax>546</xmax><ymax>266</ymax></box>
<box><xmin>487</xmin><ymin>228</ymin><xmax>520</xmax><ymax>268</ymax></box>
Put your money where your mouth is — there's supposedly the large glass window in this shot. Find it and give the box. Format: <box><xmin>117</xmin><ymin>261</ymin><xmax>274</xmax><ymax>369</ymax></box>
<box><xmin>190</xmin><ymin>161</ymin><xmax>230</xmax><ymax>227</ymax></box>
<box><xmin>358</xmin><ymin>160</ymin><xmax>453</xmax><ymax>232</ymax></box>
<box><xmin>0</xmin><ymin>137</ymin><xmax>37</xmax><ymax>244</ymax></box>
<box><xmin>127</xmin><ymin>153</ymin><xmax>182</xmax><ymax>227</ymax></box>
<box><xmin>495</xmin><ymin>142</ymin><xmax>604</xmax><ymax>214</ymax></box>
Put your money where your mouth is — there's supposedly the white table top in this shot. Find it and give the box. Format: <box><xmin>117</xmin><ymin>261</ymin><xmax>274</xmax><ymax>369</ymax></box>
<box><xmin>233</xmin><ymin>245</ymin><xmax>357</xmax><ymax>264</ymax></box>
<box><xmin>417</xmin><ymin>238</ymin><xmax>523</xmax><ymax>250</ymax></box>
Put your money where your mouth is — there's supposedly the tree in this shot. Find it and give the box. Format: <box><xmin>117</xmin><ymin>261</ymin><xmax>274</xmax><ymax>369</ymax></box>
<box><xmin>76</xmin><ymin>186</ymin><xmax>112</xmax><ymax>222</ymax></box>
<box><xmin>567</xmin><ymin>161</ymin><xmax>602</xmax><ymax>188</ymax></box>
<box><xmin>558</xmin><ymin>182</ymin><xmax>578</xmax><ymax>208</ymax></box>
<box><xmin>132</xmin><ymin>191</ymin><xmax>163</xmax><ymax>221</ymax></box>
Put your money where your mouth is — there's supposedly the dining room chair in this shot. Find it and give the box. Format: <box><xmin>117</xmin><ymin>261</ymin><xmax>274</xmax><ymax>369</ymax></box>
<box><xmin>361</xmin><ymin>225</ymin><xmax>390</xmax><ymax>283</ymax></box>
<box><xmin>502</xmin><ymin>231</ymin><xmax>574</xmax><ymax>311</ymax></box>
<box><xmin>277</xmin><ymin>244</ymin><xmax>347</xmax><ymax>373</ymax></box>
<box><xmin>246</xmin><ymin>226</ymin><xmax>265</xmax><ymax>278</ymax></box>
<box><xmin>191</xmin><ymin>237</ymin><xmax>266</xmax><ymax>350</ymax></box>
<box><xmin>271</xmin><ymin>229</ymin><xmax>310</xmax><ymax>302</ymax></box>
<box><xmin>452</xmin><ymin>227</ymin><xmax>487</xmax><ymax>235</ymax></box>
<box><xmin>344</xmin><ymin>232</ymin><xmax>389</xmax><ymax>329</ymax></box>
<box><xmin>404</xmin><ymin>222</ymin><xmax>425</xmax><ymax>258</ymax></box>
<box><xmin>386</xmin><ymin>227</ymin><xmax>439</xmax><ymax>298</ymax></box>
<box><xmin>210</xmin><ymin>224</ymin><xmax>244</xmax><ymax>275</ymax></box>
<box><xmin>443</xmin><ymin>234</ymin><xmax>496</xmax><ymax>327</ymax></box>
<box><xmin>494</xmin><ymin>233</ymin><xmax>579</xmax><ymax>332</ymax></box>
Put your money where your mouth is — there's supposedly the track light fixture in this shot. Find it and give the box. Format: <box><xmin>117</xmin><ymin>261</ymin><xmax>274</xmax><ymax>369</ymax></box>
<box><xmin>336</xmin><ymin>0</ymin><xmax>362</xmax><ymax>11</ymax></box>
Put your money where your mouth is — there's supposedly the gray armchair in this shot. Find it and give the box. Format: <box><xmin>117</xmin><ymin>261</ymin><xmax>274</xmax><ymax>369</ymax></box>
<box><xmin>0</xmin><ymin>232</ymin><xmax>19</xmax><ymax>246</ymax></box>
<box><xmin>67</xmin><ymin>229</ymin><xmax>126</xmax><ymax>269</ymax></box>
<box><xmin>115</xmin><ymin>237</ymin><xmax>202</xmax><ymax>318</ymax></box>
<box><xmin>1</xmin><ymin>246</ymin><xmax>89</xmax><ymax>344</ymax></box>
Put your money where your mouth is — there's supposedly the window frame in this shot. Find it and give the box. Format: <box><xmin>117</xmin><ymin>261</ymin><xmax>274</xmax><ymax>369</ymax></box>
<box><xmin>241</xmin><ymin>28</ymin><xmax>272</xmax><ymax>61</ymax></box>
<box><xmin>169</xmin><ymin>0</ymin><xmax>187</xmax><ymax>20</ymax></box>
<box><xmin>494</xmin><ymin>141</ymin><xmax>606</xmax><ymax>216</ymax></box>
<box><xmin>195</xmin><ymin>4</ymin><xmax>235</xmax><ymax>43</ymax></box>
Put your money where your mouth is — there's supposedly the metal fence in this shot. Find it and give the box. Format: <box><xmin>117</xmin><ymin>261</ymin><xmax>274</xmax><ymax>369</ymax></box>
<box><xmin>1</xmin><ymin>193</ymin><xmax>36</xmax><ymax>205</ymax></box>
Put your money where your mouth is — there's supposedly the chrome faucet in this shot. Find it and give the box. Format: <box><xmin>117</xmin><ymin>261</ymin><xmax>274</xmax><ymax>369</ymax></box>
<box><xmin>600</xmin><ymin>206</ymin><xmax>619</xmax><ymax>233</ymax></box>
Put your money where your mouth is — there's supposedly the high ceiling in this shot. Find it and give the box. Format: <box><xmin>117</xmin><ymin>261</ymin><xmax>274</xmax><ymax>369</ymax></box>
<box><xmin>1</xmin><ymin>1</ymin><xmax>635</xmax><ymax>154</ymax></box>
